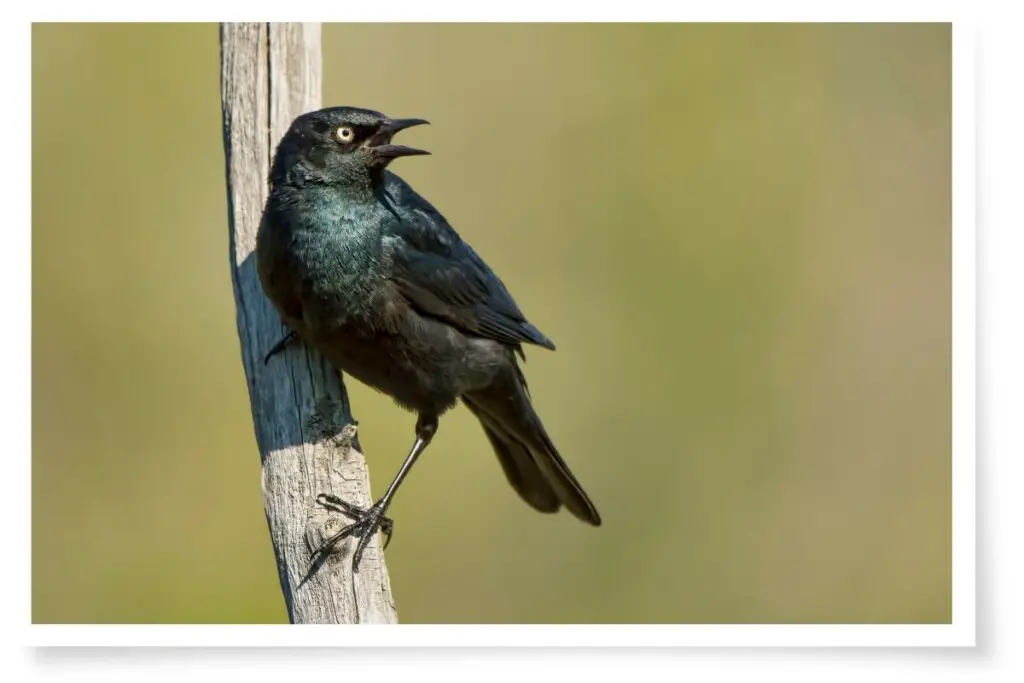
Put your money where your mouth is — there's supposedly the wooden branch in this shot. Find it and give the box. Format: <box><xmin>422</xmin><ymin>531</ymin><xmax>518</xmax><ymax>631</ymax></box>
<box><xmin>219</xmin><ymin>22</ymin><xmax>398</xmax><ymax>624</ymax></box>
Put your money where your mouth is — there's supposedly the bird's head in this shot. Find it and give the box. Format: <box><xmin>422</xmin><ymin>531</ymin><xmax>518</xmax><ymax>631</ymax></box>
<box><xmin>271</xmin><ymin>106</ymin><xmax>430</xmax><ymax>187</ymax></box>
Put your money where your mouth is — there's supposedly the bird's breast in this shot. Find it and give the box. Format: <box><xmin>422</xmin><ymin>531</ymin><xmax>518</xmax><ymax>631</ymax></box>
<box><xmin>288</xmin><ymin>218</ymin><xmax>396</xmax><ymax>328</ymax></box>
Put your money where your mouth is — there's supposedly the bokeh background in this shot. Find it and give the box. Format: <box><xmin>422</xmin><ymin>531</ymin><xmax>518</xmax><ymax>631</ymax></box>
<box><xmin>32</xmin><ymin>23</ymin><xmax>951</xmax><ymax>624</ymax></box>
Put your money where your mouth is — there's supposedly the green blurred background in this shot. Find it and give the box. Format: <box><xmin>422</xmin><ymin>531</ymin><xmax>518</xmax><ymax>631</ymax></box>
<box><xmin>32</xmin><ymin>23</ymin><xmax>951</xmax><ymax>624</ymax></box>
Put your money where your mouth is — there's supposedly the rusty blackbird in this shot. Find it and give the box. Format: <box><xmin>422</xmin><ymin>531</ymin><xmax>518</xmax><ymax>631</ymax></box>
<box><xmin>257</xmin><ymin>106</ymin><xmax>601</xmax><ymax>571</ymax></box>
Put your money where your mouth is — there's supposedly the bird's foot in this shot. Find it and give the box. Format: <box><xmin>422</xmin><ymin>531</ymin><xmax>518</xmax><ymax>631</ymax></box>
<box><xmin>263</xmin><ymin>330</ymin><xmax>299</xmax><ymax>365</ymax></box>
<box><xmin>312</xmin><ymin>493</ymin><xmax>394</xmax><ymax>572</ymax></box>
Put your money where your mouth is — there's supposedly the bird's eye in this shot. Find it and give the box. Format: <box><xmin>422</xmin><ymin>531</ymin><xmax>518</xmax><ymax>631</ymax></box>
<box><xmin>336</xmin><ymin>126</ymin><xmax>355</xmax><ymax>142</ymax></box>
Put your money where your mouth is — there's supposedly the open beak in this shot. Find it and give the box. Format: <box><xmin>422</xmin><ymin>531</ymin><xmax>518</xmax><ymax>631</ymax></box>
<box><xmin>367</xmin><ymin>117</ymin><xmax>430</xmax><ymax>159</ymax></box>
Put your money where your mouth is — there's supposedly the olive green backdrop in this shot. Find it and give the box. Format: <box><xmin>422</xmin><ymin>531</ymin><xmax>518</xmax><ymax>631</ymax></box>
<box><xmin>32</xmin><ymin>23</ymin><xmax>951</xmax><ymax>624</ymax></box>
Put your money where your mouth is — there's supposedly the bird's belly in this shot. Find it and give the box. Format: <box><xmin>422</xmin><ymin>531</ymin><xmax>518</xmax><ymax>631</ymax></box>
<box><xmin>311</xmin><ymin>315</ymin><xmax>505</xmax><ymax>417</ymax></box>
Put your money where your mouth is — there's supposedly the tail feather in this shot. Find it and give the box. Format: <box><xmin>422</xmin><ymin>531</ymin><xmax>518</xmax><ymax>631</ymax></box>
<box><xmin>462</xmin><ymin>363</ymin><xmax>602</xmax><ymax>526</ymax></box>
<box><xmin>467</xmin><ymin>402</ymin><xmax>562</xmax><ymax>514</ymax></box>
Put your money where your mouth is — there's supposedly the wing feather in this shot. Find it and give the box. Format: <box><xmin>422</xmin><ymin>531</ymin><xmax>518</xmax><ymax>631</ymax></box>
<box><xmin>382</xmin><ymin>174</ymin><xmax>555</xmax><ymax>353</ymax></box>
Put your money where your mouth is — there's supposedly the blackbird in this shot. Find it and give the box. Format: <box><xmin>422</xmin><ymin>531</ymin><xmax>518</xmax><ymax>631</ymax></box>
<box><xmin>257</xmin><ymin>106</ymin><xmax>601</xmax><ymax>570</ymax></box>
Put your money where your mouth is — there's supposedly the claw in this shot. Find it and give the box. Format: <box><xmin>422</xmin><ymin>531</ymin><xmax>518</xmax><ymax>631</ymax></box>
<box><xmin>380</xmin><ymin>519</ymin><xmax>394</xmax><ymax>550</ymax></box>
<box><xmin>264</xmin><ymin>330</ymin><xmax>299</xmax><ymax>365</ymax></box>
<box><xmin>309</xmin><ymin>521</ymin><xmax>359</xmax><ymax>568</ymax></box>
<box><xmin>312</xmin><ymin>493</ymin><xmax>395</xmax><ymax>572</ymax></box>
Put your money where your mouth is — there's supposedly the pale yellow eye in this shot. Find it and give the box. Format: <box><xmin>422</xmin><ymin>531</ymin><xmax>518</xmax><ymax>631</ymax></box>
<box><xmin>336</xmin><ymin>126</ymin><xmax>355</xmax><ymax>142</ymax></box>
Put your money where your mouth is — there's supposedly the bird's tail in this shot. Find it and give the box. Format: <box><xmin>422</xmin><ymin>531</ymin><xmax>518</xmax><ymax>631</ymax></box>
<box><xmin>461</xmin><ymin>363</ymin><xmax>602</xmax><ymax>526</ymax></box>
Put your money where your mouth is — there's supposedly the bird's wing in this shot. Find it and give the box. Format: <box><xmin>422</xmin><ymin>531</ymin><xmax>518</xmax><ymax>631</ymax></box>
<box><xmin>382</xmin><ymin>177</ymin><xmax>555</xmax><ymax>352</ymax></box>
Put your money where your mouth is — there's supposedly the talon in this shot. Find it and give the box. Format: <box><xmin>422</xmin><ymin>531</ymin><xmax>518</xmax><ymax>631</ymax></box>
<box><xmin>310</xmin><ymin>494</ymin><xmax>396</xmax><ymax>572</ymax></box>
<box><xmin>310</xmin><ymin>521</ymin><xmax>359</xmax><ymax>565</ymax></box>
<box><xmin>316</xmin><ymin>492</ymin><xmax>343</xmax><ymax>508</ymax></box>
<box><xmin>264</xmin><ymin>330</ymin><xmax>299</xmax><ymax>365</ymax></box>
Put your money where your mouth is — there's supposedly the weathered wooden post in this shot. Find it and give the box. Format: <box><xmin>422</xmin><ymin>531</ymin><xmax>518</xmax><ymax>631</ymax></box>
<box><xmin>219</xmin><ymin>22</ymin><xmax>398</xmax><ymax>624</ymax></box>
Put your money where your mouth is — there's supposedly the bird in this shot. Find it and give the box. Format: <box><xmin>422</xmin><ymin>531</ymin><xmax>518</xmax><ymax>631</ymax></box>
<box><xmin>256</xmin><ymin>106</ymin><xmax>601</xmax><ymax>571</ymax></box>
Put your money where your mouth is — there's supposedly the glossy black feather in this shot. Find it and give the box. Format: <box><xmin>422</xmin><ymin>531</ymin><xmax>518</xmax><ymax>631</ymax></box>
<box><xmin>382</xmin><ymin>174</ymin><xmax>556</xmax><ymax>354</ymax></box>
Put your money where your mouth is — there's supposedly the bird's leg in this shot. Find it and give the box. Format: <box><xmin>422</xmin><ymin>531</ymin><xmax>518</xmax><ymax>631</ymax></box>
<box><xmin>263</xmin><ymin>330</ymin><xmax>299</xmax><ymax>365</ymax></box>
<box><xmin>311</xmin><ymin>413</ymin><xmax>439</xmax><ymax>572</ymax></box>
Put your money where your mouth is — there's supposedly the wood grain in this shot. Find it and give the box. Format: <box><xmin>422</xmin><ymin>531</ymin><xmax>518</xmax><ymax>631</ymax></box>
<box><xmin>220</xmin><ymin>22</ymin><xmax>398</xmax><ymax>624</ymax></box>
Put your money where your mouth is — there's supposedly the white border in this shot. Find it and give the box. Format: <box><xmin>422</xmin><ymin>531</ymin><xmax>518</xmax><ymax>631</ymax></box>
<box><xmin>28</xmin><ymin>623</ymin><xmax>972</xmax><ymax>648</ymax></box>
<box><xmin>19</xmin><ymin>2</ymin><xmax>976</xmax><ymax>22</ymax></box>
<box><xmin>949</xmin><ymin>18</ymin><xmax>976</xmax><ymax>644</ymax></box>
<box><xmin>15</xmin><ymin>9</ymin><xmax>977</xmax><ymax>653</ymax></box>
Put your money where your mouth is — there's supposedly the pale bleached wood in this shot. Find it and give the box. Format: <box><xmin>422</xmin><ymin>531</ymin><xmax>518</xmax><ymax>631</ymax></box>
<box><xmin>219</xmin><ymin>22</ymin><xmax>398</xmax><ymax>624</ymax></box>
